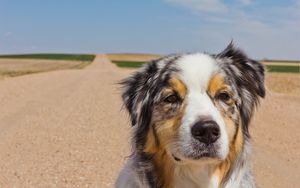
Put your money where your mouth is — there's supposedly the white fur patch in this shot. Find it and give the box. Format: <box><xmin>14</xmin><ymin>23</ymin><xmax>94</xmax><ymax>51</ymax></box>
<box><xmin>175</xmin><ymin>53</ymin><xmax>229</xmax><ymax>160</ymax></box>
<box><xmin>177</xmin><ymin>53</ymin><xmax>217</xmax><ymax>93</ymax></box>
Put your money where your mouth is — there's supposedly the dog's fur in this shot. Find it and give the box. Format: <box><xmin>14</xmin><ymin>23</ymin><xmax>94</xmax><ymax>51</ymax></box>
<box><xmin>116</xmin><ymin>43</ymin><xmax>265</xmax><ymax>188</ymax></box>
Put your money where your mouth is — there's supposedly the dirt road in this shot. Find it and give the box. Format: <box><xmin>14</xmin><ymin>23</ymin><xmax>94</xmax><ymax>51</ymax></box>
<box><xmin>0</xmin><ymin>55</ymin><xmax>299</xmax><ymax>187</ymax></box>
<box><xmin>0</xmin><ymin>55</ymin><xmax>130</xmax><ymax>187</ymax></box>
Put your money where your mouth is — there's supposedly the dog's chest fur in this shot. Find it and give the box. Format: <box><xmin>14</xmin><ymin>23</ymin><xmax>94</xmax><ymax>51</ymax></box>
<box><xmin>173</xmin><ymin>165</ymin><xmax>218</xmax><ymax>188</ymax></box>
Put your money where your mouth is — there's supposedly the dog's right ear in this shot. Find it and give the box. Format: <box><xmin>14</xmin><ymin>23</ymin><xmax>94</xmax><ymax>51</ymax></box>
<box><xmin>120</xmin><ymin>62</ymin><xmax>158</xmax><ymax>126</ymax></box>
<box><xmin>120</xmin><ymin>71</ymin><xmax>143</xmax><ymax>126</ymax></box>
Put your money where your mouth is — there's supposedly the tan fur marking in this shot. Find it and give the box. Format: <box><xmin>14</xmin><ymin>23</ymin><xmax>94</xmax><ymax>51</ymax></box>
<box><xmin>144</xmin><ymin>127</ymin><xmax>158</xmax><ymax>154</ymax></box>
<box><xmin>169</xmin><ymin>78</ymin><xmax>187</xmax><ymax>98</ymax></box>
<box><xmin>214</xmin><ymin>118</ymin><xmax>243</xmax><ymax>187</ymax></box>
<box><xmin>153</xmin><ymin>150</ymin><xmax>175</xmax><ymax>188</ymax></box>
<box><xmin>208</xmin><ymin>74</ymin><xmax>226</xmax><ymax>96</ymax></box>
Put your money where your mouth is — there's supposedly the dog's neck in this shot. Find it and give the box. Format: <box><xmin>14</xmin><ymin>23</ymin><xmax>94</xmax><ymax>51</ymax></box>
<box><xmin>145</xmin><ymin>144</ymin><xmax>247</xmax><ymax>188</ymax></box>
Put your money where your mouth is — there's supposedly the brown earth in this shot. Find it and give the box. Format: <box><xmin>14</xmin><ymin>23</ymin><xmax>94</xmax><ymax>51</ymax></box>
<box><xmin>0</xmin><ymin>55</ymin><xmax>299</xmax><ymax>187</ymax></box>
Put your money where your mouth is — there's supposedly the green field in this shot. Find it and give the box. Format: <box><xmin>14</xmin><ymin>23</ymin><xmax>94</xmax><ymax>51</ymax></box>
<box><xmin>112</xmin><ymin>60</ymin><xmax>300</xmax><ymax>73</ymax></box>
<box><xmin>0</xmin><ymin>54</ymin><xmax>95</xmax><ymax>61</ymax></box>
<box><xmin>266</xmin><ymin>65</ymin><xmax>299</xmax><ymax>73</ymax></box>
<box><xmin>112</xmin><ymin>60</ymin><xmax>146</xmax><ymax>68</ymax></box>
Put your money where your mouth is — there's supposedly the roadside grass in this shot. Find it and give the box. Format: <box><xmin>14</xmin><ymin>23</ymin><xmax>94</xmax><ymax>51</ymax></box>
<box><xmin>266</xmin><ymin>65</ymin><xmax>299</xmax><ymax>73</ymax></box>
<box><xmin>0</xmin><ymin>70</ymin><xmax>44</xmax><ymax>77</ymax></box>
<box><xmin>112</xmin><ymin>60</ymin><xmax>300</xmax><ymax>73</ymax></box>
<box><xmin>0</xmin><ymin>61</ymin><xmax>91</xmax><ymax>77</ymax></box>
<box><xmin>112</xmin><ymin>60</ymin><xmax>146</xmax><ymax>68</ymax></box>
<box><xmin>0</xmin><ymin>54</ymin><xmax>95</xmax><ymax>61</ymax></box>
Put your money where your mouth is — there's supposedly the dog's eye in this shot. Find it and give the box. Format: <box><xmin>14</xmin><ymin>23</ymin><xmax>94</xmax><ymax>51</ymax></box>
<box><xmin>164</xmin><ymin>94</ymin><xmax>179</xmax><ymax>103</ymax></box>
<box><xmin>216</xmin><ymin>91</ymin><xmax>231</xmax><ymax>102</ymax></box>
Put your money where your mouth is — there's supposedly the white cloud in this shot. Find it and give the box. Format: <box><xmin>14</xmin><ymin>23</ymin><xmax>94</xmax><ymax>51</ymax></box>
<box><xmin>164</xmin><ymin>0</ymin><xmax>228</xmax><ymax>13</ymax></box>
<box><xmin>237</xmin><ymin>0</ymin><xmax>254</xmax><ymax>5</ymax></box>
<box><xmin>163</xmin><ymin>0</ymin><xmax>300</xmax><ymax>59</ymax></box>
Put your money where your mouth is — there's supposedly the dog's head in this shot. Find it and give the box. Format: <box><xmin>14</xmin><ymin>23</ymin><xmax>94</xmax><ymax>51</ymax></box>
<box><xmin>121</xmin><ymin>43</ymin><xmax>265</xmax><ymax>163</ymax></box>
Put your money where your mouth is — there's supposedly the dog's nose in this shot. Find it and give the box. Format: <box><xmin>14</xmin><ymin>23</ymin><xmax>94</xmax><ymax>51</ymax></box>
<box><xmin>191</xmin><ymin>120</ymin><xmax>220</xmax><ymax>144</ymax></box>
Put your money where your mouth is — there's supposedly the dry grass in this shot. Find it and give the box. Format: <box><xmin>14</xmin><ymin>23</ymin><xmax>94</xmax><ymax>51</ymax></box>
<box><xmin>266</xmin><ymin>73</ymin><xmax>300</xmax><ymax>95</ymax></box>
<box><xmin>261</xmin><ymin>59</ymin><xmax>299</xmax><ymax>65</ymax></box>
<box><xmin>0</xmin><ymin>59</ymin><xmax>92</xmax><ymax>78</ymax></box>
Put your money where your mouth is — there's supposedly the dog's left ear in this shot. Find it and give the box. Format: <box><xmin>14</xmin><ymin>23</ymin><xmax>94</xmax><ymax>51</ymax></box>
<box><xmin>217</xmin><ymin>42</ymin><xmax>265</xmax><ymax>137</ymax></box>
<box><xmin>217</xmin><ymin>42</ymin><xmax>265</xmax><ymax>98</ymax></box>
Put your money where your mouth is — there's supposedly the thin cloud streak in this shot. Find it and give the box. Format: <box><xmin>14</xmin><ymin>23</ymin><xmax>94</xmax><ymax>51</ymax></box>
<box><xmin>164</xmin><ymin>0</ymin><xmax>228</xmax><ymax>13</ymax></box>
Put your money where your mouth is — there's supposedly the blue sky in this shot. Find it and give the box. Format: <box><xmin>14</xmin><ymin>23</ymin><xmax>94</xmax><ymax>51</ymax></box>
<box><xmin>0</xmin><ymin>0</ymin><xmax>299</xmax><ymax>59</ymax></box>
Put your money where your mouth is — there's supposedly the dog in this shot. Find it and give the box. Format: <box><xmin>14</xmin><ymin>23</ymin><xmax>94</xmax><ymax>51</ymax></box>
<box><xmin>116</xmin><ymin>43</ymin><xmax>265</xmax><ymax>188</ymax></box>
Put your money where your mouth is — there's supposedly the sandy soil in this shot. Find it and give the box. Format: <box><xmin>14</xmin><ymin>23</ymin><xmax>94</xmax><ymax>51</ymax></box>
<box><xmin>0</xmin><ymin>55</ymin><xmax>299</xmax><ymax>187</ymax></box>
<box><xmin>251</xmin><ymin>92</ymin><xmax>300</xmax><ymax>188</ymax></box>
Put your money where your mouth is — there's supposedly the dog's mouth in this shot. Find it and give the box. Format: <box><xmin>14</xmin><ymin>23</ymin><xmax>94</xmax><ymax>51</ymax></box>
<box><xmin>171</xmin><ymin>142</ymin><xmax>220</xmax><ymax>162</ymax></box>
<box><xmin>172</xmin><ymin>153</ymin><xmax>182</xmax><ymax>162</ymax></box>
<box><xmin>172</xmin><ymin>151</ymin><xmax>217</xmax><ymax>162</ymax></box>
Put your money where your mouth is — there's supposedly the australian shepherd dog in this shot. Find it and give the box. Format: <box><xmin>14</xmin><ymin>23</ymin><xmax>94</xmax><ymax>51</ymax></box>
<box><xmin>116</xmin><ymin>43</ymin><xmax>265</xmax><ymax>188</ymax></box>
